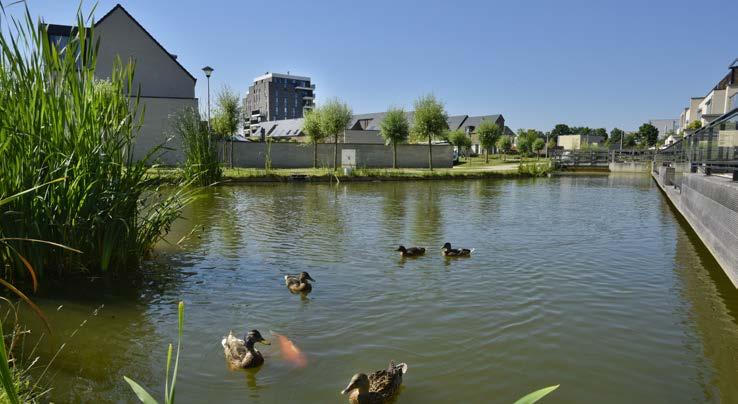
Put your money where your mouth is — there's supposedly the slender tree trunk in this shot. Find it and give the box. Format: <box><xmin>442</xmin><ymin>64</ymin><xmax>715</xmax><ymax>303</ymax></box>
<box><xmin>428</xmin><ymin>136</ymin><xmax>433</xmax><ymax>171</ymax></box>
<box><xmin>485</xmin><ymin>149</ymin><xmax>489</xmax><ymax>163</ymax></box>
<box><xmin>393</xmin><ymin>140</ymin><xmax>397</xmax><ymax>169</ymax></box>
<box><xmin>313</xmin><ymin>141</ymin><xmax>318</xmax><ymax>168</ymax></box>
<box><xmin>333</xmin><ymin>133</ymin><xmax>338</xmax><ymax>171</ymax></box>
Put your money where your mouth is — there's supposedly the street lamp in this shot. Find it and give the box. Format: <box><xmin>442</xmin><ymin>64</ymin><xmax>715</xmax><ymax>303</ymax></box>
<box><xmin>202</xmin><ymin>66</ymin><xmax>214</xmax><ymax>131</ymax></box>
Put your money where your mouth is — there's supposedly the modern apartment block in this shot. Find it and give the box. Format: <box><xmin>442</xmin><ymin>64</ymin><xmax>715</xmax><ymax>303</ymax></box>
<box><xmin>679</xmin><ymin>59</ymin><xmax>738</xmax><ymax>133</ymax></box>
<box><xmin>243</xmin><ymin>72</ymin><xmax>315</xmax><ymax>134</ymax></box>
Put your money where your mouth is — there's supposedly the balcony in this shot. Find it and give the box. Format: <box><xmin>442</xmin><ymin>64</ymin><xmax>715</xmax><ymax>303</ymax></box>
<box><xmin>302</xmin><ymin>95</ymin><xmax>314</xmax><ymax>100</ymax></box>
<box><xmin>295</xmin><ymin>84</ymin><xmax>315</xmax><ymax>91</ymax></box>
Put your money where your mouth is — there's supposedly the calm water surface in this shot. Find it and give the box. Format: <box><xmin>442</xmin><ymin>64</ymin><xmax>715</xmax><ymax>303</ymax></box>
<box><xmin>24</xmin><ymin>175</ymin><xmax>738</xmax><ymax>403</ymax></box>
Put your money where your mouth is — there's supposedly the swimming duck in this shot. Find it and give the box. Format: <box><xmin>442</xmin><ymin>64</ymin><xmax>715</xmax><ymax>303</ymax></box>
<box><xmin>221</xmin><ymin>329</ymin><xmax>270</xmax><ymax>369</ymax></box>
<box><xmin>441</xmin><ymin>242</ymin><xmax>473</xmax><ymax>257</ymax></box>
<box><xmin>341</xmin><ymin>361</ymin><xmax>408</xmax><ymax>404</ymax></box>
<box><xmin>396</xmin><ymin>245</ymin><xmax>426</xmax><ymax>257</ymax></box>
<box><xmin>284</xmin><ymin>271</ymin><xmax>315</xmax><ymax>293</ymax></box>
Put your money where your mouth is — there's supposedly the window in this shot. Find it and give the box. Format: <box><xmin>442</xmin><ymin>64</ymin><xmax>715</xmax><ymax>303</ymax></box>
<box><xmin>731</xmin><ymin>94</ymin><xmax>738</xmax><ymax>110</ymax></box>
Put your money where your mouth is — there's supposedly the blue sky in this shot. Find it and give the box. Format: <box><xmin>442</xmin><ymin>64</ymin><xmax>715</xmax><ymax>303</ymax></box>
<box><xmin>13</xmin><ymin>0</ymin><xmax>738</xmax><ymax>131</ymax></box>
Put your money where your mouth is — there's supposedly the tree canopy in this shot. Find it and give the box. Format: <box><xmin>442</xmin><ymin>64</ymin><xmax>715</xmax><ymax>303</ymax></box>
<box><xmin>379</xmin><ymin>108</ymin><xmax>410</xmax><ymax>146</ymax></box>
<box><xmin>320</xmin><ymin>98</ymin><xmax>353</xmax><ymax>170</ymax></box>
<box><xmin>413</xmin><ymin>94</ymin><xmax>448</xmax><ymax>170</ymax></box>
<box><xmin>477</xmin><ymin>120</ymin><xmax>501</xmax><ymax>153</ymax></box>
<box><xmin>211</xmin><ymin>86</ymin><xmax>240</xmax><ymax>138</ymax></box>
<box><xmin>550</xmin><ymin>124</ymin><xmax>572</xmax><ymax>140</ymax></box>
<box><xmin>637</xmin><ymin>123</ymin><xmax>659</xmax><ymax>147</ymax></box>
<box><xmin>303</xmin><ymin>108</ymin><xmax>325</xmax><ymax>144</ymax></box>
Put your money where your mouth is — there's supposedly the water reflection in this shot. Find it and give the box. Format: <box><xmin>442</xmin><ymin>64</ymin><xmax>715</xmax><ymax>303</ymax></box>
<box><xmin>20</xmin><ymin>176</ymin><xmax>738</xmax><ymax>403</ymax></box>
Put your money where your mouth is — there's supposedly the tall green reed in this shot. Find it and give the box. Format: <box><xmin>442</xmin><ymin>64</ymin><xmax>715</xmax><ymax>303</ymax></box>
<box><xmin>171</xmin><ymin>108</ymin><xmax>221</xmax><ymax>186</ymax></box>
<box><xmin>0</xmin><ymin>5</ymin><xmax>190</xmax><ymax>280</ymax></box>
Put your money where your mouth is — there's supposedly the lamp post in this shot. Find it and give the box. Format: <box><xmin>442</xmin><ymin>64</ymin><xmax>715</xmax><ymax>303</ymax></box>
<box><xmin>202</xmin><ymin>66</ymin><xmax>214</xmax><ymax>132</ymax></box>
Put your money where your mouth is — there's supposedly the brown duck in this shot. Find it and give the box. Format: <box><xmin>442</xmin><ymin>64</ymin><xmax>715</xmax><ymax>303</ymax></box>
<box><xmin>341</xmin><ymin>361</ymin><xmax>408</xmax><ymax>404</ymax></box>
<box><xmin>396</xmin><ymin>245</ymin><xmax>426</xmax><ymax>257</ymax></box>
<box><xmin>284</xmin><ymin>271</ymin><xmax>315</xmax><ymax>293</ymax></box>
<box><xmin>221</xmin><ymin>329</ymin><xmax>270</xmax><ymax>369</ymax></box>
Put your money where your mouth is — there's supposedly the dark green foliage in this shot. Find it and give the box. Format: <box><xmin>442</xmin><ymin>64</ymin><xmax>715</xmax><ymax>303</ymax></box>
<box><xmin>413</xmin><ymin>94</ymin><xmax>448</xmax><ymax>170</ymax></box>
<box><xmin>637</xmin><ymin>123</ymin><xmax>659</xmax><ymax>146</ymax></box>
<box><xmin>379</xmin><ymin>108</ymin><xmax>410</xmax><ymax>169</ymax></box>
<box><xmin>550</xmin><ymin>124</ymin><xmax>572</xmax><ymax>140</ymax></box>
<box><xmin>477</xmin><ymin>120</ymin><xmax>501</xmax><ymax>162</ymax></box>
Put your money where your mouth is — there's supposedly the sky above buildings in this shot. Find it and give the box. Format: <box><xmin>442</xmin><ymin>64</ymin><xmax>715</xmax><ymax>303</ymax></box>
<box><xmin>13</xmin><ymin>0</ymin><xmax>738</xmax><ymax>132</ymax></box>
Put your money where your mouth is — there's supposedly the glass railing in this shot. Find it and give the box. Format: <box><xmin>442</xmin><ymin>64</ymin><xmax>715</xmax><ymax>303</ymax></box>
<box><xmin>655</xmin><ymin>108</ymin><xmax>738</xmax><ymax>177</ymax></box>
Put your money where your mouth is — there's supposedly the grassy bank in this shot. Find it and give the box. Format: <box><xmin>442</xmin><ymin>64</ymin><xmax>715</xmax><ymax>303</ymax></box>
<box><xmin>147</xmin><ymin>160</ymin><xmax>554</xmax><ymax>183</ymax></box>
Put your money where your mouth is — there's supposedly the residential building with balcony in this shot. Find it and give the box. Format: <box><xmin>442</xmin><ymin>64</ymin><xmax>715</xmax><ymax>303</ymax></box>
<box><xmin>243</xmin><ymin>72</ymin><xmax>315</xmax><ymax>135</ymax></box>
<box><xmin>679</xmin><ymin>59</ymin><xmax>738</xmax><ymax>133</ymax></box>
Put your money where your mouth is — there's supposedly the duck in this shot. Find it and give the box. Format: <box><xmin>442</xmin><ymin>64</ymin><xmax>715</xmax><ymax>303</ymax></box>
<box><xmin>396</xmin><ymin>245</ymin><xmax>426</xmax><ymax>257</ymax></box>
<box><xmin>441</xmin><ymin>242</ymin><xmax>474</xmax><ymax>257</ymax></box>
<box><xmin>341</xmin><ymin>361</ymin><xmax>408</xmax><ymax>404</ymax></box>
<box><xmin>221</xmin><ymin>329</ymin><xmax>270</xmax><ymax>369</ymax></box>
<box><xmin>284</xmin><ymin>271</ymin><xmax>315</xmax><ymax>293</ymax></box>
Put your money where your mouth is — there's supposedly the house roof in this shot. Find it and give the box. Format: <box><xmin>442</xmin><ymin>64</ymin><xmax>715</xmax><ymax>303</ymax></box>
<box><xmin>45</xmin><ymin>4</ymin><xmax>196</xmax><ymax>83</ymax></box>
<box><xmin>349</xmin><ymin>112</ymin><xmax>503</xmax><ymax>132</ymax></box>
<box><xmin>259</xmin><ymin>118</ymin><xmax>305</xmax><ymax>137</ymax></box>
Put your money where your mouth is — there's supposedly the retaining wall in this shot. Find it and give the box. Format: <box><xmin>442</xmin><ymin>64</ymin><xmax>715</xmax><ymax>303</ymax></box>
<box><xmin>653</xmin><ymin>167</ymin><xmax>738</xmax><ymax>285</ymax></box>
<box><xmin>224</xmin><ymin>142</ymin><xmax>454</xmax><ymax>169</ymax></box>
<box><xmin>609</xmin><ymin>162</ymin><xmax>651</xmax><ymax>173</ymax></box>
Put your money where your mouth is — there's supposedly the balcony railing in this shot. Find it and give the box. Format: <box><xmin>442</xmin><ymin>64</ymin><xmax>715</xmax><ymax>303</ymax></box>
<box><xmin>655</xmin><ymin>107</ymin><xmax>738</xmax><ymax>178</ymax></box>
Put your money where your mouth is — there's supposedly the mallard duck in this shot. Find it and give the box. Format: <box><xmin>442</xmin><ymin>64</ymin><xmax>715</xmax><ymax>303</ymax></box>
<box><xmin>221</xmin><ymin>329</ymin><xmax>270</xmax><ymax>369</ymax></box>
<box><xmin>284</xmin><ymin>271</ymin><xmax>315</xmax><ymax>293</ymax></box>
<box><xmin>341</xmin><ymin>361</ymin><xmax>408</xmax><ymax>404</ymax></box>
<box><xmin>441</xmin><ymin>242</ymin><xmax>473</xmax><ymax>257</ymax></box>
<box><xmin>396</xmin><ymin>245</ymin><xmax>426</xmax><ymax>257</ymax></box>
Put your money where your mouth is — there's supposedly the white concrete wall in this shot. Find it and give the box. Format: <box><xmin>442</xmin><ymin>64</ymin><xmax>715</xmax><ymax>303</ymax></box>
<box><xmin>94</xmin><ymin>7</ymin><xmax>195</xmax><ymax>98</ymax></box>
<box><xmin>131</xmin><ymin>97</ymin><xmax>198</xmax><ymax>165</ymax></box>
<box><xmin>558</xmin><ymin>135</ymin><xmax>581</xmax><ymax>150</ymax></box>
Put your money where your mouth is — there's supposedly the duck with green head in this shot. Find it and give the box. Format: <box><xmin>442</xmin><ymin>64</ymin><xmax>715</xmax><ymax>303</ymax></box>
<box><xmin>341</xmin><ymin>361</ymin><xmax>408</xmax><ymax>404</ymax></box>
<box><xmin>284</xmin><ymin>271</ymin><xmax>316</xmax><ymax>293</ymax></box>
<box><xmin>221</xmin><ymin>329</ymin><xmax>270</xmax><ymax>369</ymax></box>
<box><xmin>441</xmin><ymin>242</ymin><xmax>474</xmax><ymax>257</ymax></box>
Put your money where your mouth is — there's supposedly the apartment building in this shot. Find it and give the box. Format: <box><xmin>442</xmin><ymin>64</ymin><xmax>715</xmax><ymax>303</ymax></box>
<box><xmin>46</xmin><ymin>4</ymin><xmax>198</xmax><ymax>165</ymax></box>
<box><xmin>679</xmin><ymin>59</ymin><xmax>738</xmax><ymax>133</ymax></box>
<box><xmin>243</xmin><ymin>73</ymin><xmax>315</xmax><ymax>134</ymax></box>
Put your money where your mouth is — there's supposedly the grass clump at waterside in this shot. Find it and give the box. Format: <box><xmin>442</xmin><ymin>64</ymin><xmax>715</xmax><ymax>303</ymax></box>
<box><xmin>172</xmin><ymin>108</ymin><xmax>221</xmax><ymax>186</ymax></box>
<box><xmin>0</xmin><ymin>7</ymin><xmax>189</xmax><ymax>281</ymax></box>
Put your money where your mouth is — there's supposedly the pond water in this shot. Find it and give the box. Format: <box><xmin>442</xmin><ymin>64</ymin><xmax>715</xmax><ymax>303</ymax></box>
<box><xmin>21</xmin><ymin>175</ymin><xmax>738</xmax><ymax>403</ymax></box>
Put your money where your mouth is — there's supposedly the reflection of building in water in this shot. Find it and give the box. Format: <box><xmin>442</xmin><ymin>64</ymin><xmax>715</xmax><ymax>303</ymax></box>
<box><xmin>672</xmin><ymin>211</ymin><xmax>738</xmax><ymax>402</ymax></box>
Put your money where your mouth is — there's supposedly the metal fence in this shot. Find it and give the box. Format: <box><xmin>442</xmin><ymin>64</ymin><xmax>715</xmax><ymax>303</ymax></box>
<box><xmin>655</xmin><ymin>108</ymin><xmax>738</xmax><ymax>179</ymax></box>
<box><xmin>551</xmin><ymin>149</ymin><xmax>653</xmax><ymax>168</ymax></box>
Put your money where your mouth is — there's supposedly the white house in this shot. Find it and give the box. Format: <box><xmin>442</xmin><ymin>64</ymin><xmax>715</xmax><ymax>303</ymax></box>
<box><xmin>47</xmin><ymin>4</ymin><xmax>197</xmax><ymax>165</ymax></box>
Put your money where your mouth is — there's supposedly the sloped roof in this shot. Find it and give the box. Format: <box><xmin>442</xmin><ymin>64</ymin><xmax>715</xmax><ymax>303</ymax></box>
<box><xmin>349</xmin><ymin>111</ymin><xmax>498</xmax><ymax>132</ymax></box>
<box><xmin>260</xmin><ymin>118</ymin><xmax>305</xmax><ymax>137</ymax></box>
<box><xmin>459</xmin><ymin>115</ymin><xmax>502</xmax><ymax>131</ymax></box>
<box><xmin>45</xmin><ymin>4</ymin><xmax>196</xmax><ymax>83</ymax></box>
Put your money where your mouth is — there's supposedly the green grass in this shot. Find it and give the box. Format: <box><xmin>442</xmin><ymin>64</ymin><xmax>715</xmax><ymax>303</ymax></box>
<box><xmin>0</xmin><ymin>6</ymin><xmax>190</xmax><ymax>281</ymax></box>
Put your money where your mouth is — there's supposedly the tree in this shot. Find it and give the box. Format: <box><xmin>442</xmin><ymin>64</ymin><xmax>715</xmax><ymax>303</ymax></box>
<box><xmin>379</xmin><ymin>108</ymin><xmax>410</xmax><ymax>169</ymax></box>
<box><xmin>637</xmin><ymin>123</ymin><xmax>659</xmax><ymax>147</ymax></box>
<box><xmin>412</xmin><ymin>94</ymin><xmax>448</xmax><ymax>171</ymax></box>
<box><xmin>477</xmin><ymin>119</ymin><xmax>501</xmax><ymax>163</ymax></box>
<box><xmin>624</xmin><ymin>133</ymin><xmax>637</xmax><ymax>148</ymax></box>
<box><xmin>448</xmin><ymin>129</ymin><xmax>472</xmax><ymax>162</ymax></box>
<box><xmin>497</xmin><ymin>135</ymin><xmax>513</xmax><ymax>161</ymax></box>
<box><xmin>608</xmin><ymin>127</ymin><xmax>625</xmax><ymax>148</ymax></box>
<box><xmin>550</xmin><ymin>124</ymin><xmax>572</xmax><ymax>141</ymax></box>
<box><xmin>516</xmin><ymin>129</ymin><xmax>541</xmax><ymax>156</ymax></box>
<box><xmin>303</xmin><ymin>107</ymin><xmax>325</xmax><ymax>168</ymax></box>
<box><xmin>320</xmin><ymin>98</ymin><xmax>353</xmax><ymax>171</ymax></box>
<box><xmin>211</xmin><ymin>86</ymin><xmax>240</xmax><ymax>168</ymax></box>
<box><xmin>686</xmin><ymin>120</ymin><xmax>703</xmax><ymax>130</ymax></box>
<box><xmin>532</xmin><ymin>138</ymin><xmax>545</xmax><ymax>160</ymax></box>
<box><xmin>593</xmin><ymin>128</ymin><xmax>608</xmax><ymax>140</ymax></box>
